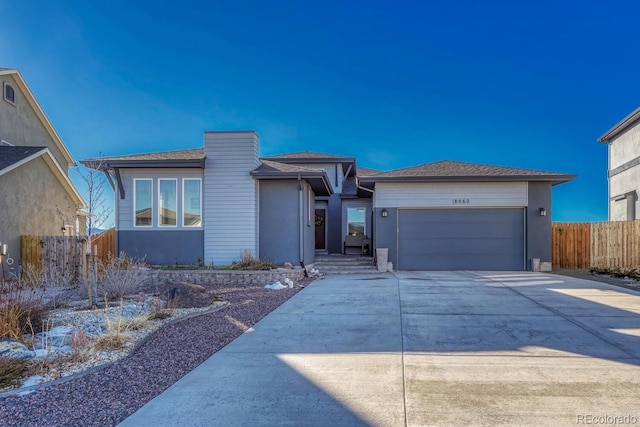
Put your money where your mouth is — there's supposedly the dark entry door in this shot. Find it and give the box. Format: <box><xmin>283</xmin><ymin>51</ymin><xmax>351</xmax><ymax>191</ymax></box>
<box><xmin>315</xmin><ymin>209</ymin><xmax>326</xmax><ymax>250</ymax></box>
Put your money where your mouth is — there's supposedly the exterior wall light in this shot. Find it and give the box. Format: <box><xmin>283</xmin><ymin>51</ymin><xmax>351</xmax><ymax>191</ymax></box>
<box><xmin>539</xmin><ymin>208</ymin><xmax>547</xmax><ymax>217</ymax></box>
<box><xmin>381</xmin><ymin>208</ymin><xmax>388</xmax><ymax>218</ymax></box>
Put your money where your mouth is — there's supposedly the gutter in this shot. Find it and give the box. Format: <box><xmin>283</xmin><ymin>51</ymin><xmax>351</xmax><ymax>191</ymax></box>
<box><xmin>298</xmin><ymin>175</ymin><xmax>304</xmax><ymax>264</ymax></box>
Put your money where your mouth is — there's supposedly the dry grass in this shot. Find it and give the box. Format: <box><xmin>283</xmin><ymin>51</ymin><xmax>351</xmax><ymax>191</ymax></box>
<box><xmin>94</xmin><ymin>332</ymin><xmax>128</xmax><ymax>351</ymax></box>
<box><xmin>0</xmin><ymin>281</ymin><xmax>49</xmax><ymax>341</ymax></box>
<box><xmin>0</xmin><ymin>357</ymin><xmax>29</xmax><ymax>388</ymax></box>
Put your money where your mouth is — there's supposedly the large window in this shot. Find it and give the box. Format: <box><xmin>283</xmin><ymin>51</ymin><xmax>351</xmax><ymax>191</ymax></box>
<box><xmin>183</xmin><ymin>179</ymin><xmax>202</xmax><ymax>226</ymax></box>
<box><xmin>347</xmin><ymin>207</ymin><xmax>366</xmax><ymax>236</ymax></box>
<box><xmin>134</xmin><ymin>179</ymin><xmax>153</xmax><ymax>227</ymax></box>
<box><xmin>159</xmin><ymin>179</ymin><xmax>177</xmax><ymax>226</ymax></box>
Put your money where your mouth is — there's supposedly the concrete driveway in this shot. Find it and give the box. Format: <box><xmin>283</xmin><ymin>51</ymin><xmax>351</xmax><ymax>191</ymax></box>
<box><xmin>119</xmin><ymin>271</ymin><xmax>640</xmax><ymax>426</ymax></box>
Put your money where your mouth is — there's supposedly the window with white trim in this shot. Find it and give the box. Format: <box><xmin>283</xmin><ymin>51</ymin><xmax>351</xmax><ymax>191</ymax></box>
<box><xmin>183</xmin><ymin>178</ymin><xmax>202</xmax><ymax>227</ymax></box>
<box><xmin>159</xmin><ymin>179</ymin><xmax>177</xmax><ymax>226</ymax></box>
<box><xmin>134</xmin><ymin>179</ymin><xmax>153</xmax><ymax>227</ymax></box>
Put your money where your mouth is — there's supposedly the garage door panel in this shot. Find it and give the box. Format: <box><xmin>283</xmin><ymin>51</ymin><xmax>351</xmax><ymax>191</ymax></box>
<box><xmin>398</xmin><ymin>208</ymin><xmax>525</xmax><ymax>270</ymax></box>
<box><xmin>401</xmin><ymin>238</ymin><xmax>523</xmax><ymax>255</ymax></box>
<box><xmin>401</xmin><ymin>254</ymin><xmax>522</xmax><ymax>271</ymax></box>
<box><xmin>400</xmin><ymin>224</ymin><xmax>523</xmax><ymax>239</ymax></box>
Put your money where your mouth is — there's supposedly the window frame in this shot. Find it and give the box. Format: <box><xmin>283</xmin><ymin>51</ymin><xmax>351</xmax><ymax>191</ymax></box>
<box><xmin>182</xmin><ymin>178</ymin><xmax>202</xmax><ymax>227</ymax></box>
<box><xmin>3</xmin><ymin>82</ymin><xmax>16</xmax><ymax>106</ymax></box>
<box><xmin>158</xmin><ymin>178</ymin><xmax>178</xmax><ymax>227</ymax></box>
<box><xmin>133</xmin><ymin>178</ymin><xmax>153</xmax><ymax>228</ymax></box>
<box><xmin>347</xmin><ymin>207</ymin><xmax>366</xmax><ymax>236</ymax></box>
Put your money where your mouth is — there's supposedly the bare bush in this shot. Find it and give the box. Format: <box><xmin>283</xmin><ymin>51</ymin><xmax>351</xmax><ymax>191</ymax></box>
<box><xmin>96</xmin><ymin>253</ymin><xmax>151</xmax><ymax>300</ymax></box>
<box><xmin>0</xmin><ymin>280</ymin><xmax>49</xmax><ymax>340</ymax></box>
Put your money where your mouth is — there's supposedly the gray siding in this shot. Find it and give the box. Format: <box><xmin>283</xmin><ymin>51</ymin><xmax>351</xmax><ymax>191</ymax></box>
<box><xmin>373</xmin><ymin>207</ymin><xmax>399</xmax><ymax>267</ymax></box>
<box><xmin>259</xmin><ymin>180</ymin><xmax>300</xmax><ymax>265</ymax></box>
<box><xmin>116</xmin><ymin>168</ymin><xmax>203</xmax><ymax>231</ymax></box>
<box><xmin>326</xmin><ymin>193</ymin><xmax>343</xmax><ymax>254</ymax></box>
<box><xmin>203</xmin><ymin>131</ymin><xmax>259</xmax><ymax>266</ymax></box>
<box><xmin>526</xmin><ymin>182</ymin><xmax>552</xmax><ymax>266</ymax></box>
<box><xmin>374</xmin><ymin>182</ymin><xmax>528</xmax><ymax>208</ymax></box>
<box><xmin>118</xmin><ymin>230</ymin><xmax>204</xmax><ymax>265</ymax></box>
<box><xmin>259</xmin><ymin>180</ymin><xmax>315</xmax><ymax>266</ymax></box>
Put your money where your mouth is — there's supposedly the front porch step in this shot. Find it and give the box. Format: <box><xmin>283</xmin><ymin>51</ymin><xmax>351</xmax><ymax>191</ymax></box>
<box><xmin>313</xmin><ymin>255</ymin><xmax>378</xmax><ymax>274</ymax></box>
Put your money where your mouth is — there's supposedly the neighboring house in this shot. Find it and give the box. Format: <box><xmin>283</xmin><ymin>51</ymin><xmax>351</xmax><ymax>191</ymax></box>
<box><xmin>83</xmin><ymin>131</ymin><xmax>574</xmax><ymax>271</ymax></box>
<box><xmin>0</xmin><ymin>68</ymin><xmax>86</xmax><ymax>261</ymax></box>
<box><xmin>597</xmin><ymin>106</ymin><xmax>640</xmax><ymax>221</ymax></box>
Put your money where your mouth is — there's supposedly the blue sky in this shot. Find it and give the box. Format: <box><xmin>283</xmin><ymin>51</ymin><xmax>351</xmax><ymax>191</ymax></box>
<box><xmin>2</xmin><ymin>0</ymin><xmax>639</xmax><ymax>223</ymax></box>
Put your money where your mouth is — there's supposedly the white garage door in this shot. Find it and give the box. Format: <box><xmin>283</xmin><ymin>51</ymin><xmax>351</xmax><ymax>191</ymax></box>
<box><xmin>398</xmin><ymin>208</ymin><xmax>525</xmax><ymax>270</ymax></box>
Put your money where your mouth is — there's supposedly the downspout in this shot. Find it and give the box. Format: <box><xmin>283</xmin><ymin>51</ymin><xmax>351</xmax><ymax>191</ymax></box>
<box><xmin>298</xmin><ymin>175</ymin><xmax>304</xmax><ymax>264</ymax></box>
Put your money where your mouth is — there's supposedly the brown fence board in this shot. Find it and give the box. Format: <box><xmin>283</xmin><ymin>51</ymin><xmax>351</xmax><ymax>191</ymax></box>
<box><xmin>20</xmin><ymin>235</ymin><xmax>87</xmax><ymax>283</ymax></box>
<box><xmin>554</xmin><ymin>220</ymin><xmax>640</xmax><ymax>269</ymax></box>
<box><xmin>91</xmin><ymin>228</ymin><xmax>115</xmax><ymax>262</ymax></box>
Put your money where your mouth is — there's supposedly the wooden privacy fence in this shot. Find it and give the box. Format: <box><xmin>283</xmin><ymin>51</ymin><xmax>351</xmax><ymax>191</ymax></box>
<box><xmin>552</xmin><ymin>220</ymin><xmax>640</xmax><ymax>269</ymax></box>
<box><xmin>20</xmin><ymin>229</ymin><xmax>116</xmax><ymax>283</ymax></box>
<box><xmin>91</xmin><ymin>228</ymin><xmax>116</xmax><ymax>262</ymax></box>
<box><xmin>21</xmin><ymin>235</ymin><xmax>87</xmax><ymax>282</ymax></box>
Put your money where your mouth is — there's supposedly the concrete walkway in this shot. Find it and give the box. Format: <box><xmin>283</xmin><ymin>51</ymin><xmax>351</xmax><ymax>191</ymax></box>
<box><xmin>119</xmin><ymin>271</ymin><xmax>640</xmax><ymax>426</ymax></box>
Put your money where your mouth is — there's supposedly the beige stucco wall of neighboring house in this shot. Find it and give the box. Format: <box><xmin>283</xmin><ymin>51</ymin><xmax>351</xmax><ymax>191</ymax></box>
<box><xmin>0</xmin><ymin>74</ymin><xmax>71</xmax><ymax>169</ymax></box>
<box><xmin>0</xmin><ymin>157</ymin><xmax>79</xmax><ymax>262</ymax></box>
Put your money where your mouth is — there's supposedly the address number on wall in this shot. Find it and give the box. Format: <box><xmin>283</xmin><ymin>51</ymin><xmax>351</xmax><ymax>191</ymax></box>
<box><xmin>453</xmin><ymin>198</ymin><xmax>470</xmax><ymax>205</ymax></box>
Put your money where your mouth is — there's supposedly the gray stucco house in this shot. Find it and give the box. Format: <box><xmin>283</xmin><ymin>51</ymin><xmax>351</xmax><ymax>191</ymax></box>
<box><xmin>83</xmin><ymin>131</ymin><xmax>574</xmax><ymax>271</ymax></box>
<box><xmin>0</xmin><ymin>68</ymin><xmax>86</xmax><ymax>260</ymax></box>
<box><xmin>598</xmin><ymin>106</ymin><xmax>640</xmax><ymax>221</ymax></box>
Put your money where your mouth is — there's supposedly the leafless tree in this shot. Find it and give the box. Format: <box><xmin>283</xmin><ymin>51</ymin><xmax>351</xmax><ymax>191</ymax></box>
<box><xmin>76</xmin><ymin>159</ymin><xmax>113</xmax><ymax>307</ymax></box>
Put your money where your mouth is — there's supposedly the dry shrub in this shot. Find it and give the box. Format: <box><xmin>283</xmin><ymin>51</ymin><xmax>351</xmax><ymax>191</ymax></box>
<box><xmin>22</xmin><ymin>263</ymin><xmax>75</xmax><ymax>288</ymax></box>
<box><xmin>0</xmin><ymin>357</ymin><xmax>29</xmax><ymax>388</ymax></box>
<box><xmin>97</xmin><ymin>253</ymin><xmax>151</xmax><ymax>300</ymax></box>
<box><xmin>0</xmin><ymin>281</ymin><xmax>49</xmax><ymax>340</ymax></box>
<box><xmin>227</xmin><ymin>249</ymin><xmax>277</xmax><ymax>271</ymax></box>
<box><xmin>94</xmin><ymin>331</ymin><xmax>128</xmax><ymax>351</ymax></box>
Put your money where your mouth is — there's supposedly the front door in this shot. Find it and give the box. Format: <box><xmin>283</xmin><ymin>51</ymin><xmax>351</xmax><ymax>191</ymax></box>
<box><xmin>315</xmin><ymin>209</ymin><xmax>326</xmax><ymax>250</ymax></box>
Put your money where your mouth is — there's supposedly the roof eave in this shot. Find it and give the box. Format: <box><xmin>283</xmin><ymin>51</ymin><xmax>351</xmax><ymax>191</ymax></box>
<box><xmin>360</xmin><ymin>175</ymin><xmax>576</xmax><ymax>184</ymax></box>
<box><xmin>82</xmin><ymin>158</ymin><xmax>206</xmax><ymax>170</ymax></box>
<box><xmin>251</xmin><ymin>171</ymin><xmax>333</xmax><ymax>196</ymax></box>
<box><xmin>597</xmin><ymin>107</ymin><xmax>640</xmax><ymax>143</ymax></box>
<box><xmin>1</xmin><ymin>69</ymin><xmax>76</xmax><ymax>168</ymax></box>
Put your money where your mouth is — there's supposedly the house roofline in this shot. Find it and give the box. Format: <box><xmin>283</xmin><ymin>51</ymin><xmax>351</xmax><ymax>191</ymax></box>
<box><xmin>0</xmin><ymin>68</ymin><xmax>76</xmax><ymax>168</ymax></box>
<box><xmin>83</xmin><ymin>158</ymin><xmax>206</xmax><ymax>170</ymax></box>
<box><xmin>359</xmin><ymin>174</ymin><xmax>576</xmax><ymax>185</ymax></box>
<box><xmin>0</xmin><ymin>147</ymin><xmax>86</xmax><ymax>208</ymax></box>
<box><xmin>251</xmin><ymin>170</ymin><xmax>334</xmax><ymax>196</ymax></box>
<box><xmin>597</xmin><ymin>106</ymin><xmax>640</xmax><ymax>143</ymax></box>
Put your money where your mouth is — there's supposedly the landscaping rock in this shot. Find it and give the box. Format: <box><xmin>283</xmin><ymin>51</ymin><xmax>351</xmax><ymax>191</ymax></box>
<box><xmin>0</xmin><ymin>339</ymin><xmax>34</xmax><ymax>359</ymax></box>
<box><xmin>165</xmin><ymin>282</ymin><xmax>220</xmax><ymax>308</ymax></box>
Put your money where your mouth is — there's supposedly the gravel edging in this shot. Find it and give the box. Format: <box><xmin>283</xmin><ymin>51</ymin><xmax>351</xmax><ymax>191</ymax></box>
<box><xmin>0</xmin><ymin>283</ymin><xmax>303</xmax><ymax>427</ymax></box>
<box><xmin>0</xmin><ymin>302</ymin><xmax>230</xmax><ymax>400</ymax></box>
<box><xmin>552</xmin><ymin>269</ymin><xmax>640</xmax><ymax>293</ymax></box>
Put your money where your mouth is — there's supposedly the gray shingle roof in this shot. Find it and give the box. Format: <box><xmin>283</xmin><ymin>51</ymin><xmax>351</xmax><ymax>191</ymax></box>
<box><xmin>0</xmin><ymin>146</ymin><xmax>46</xmax><ymax>171</ymax></box>
<box><xmin>262</xmin><ymin>151</ymin><xmax>354</xmax><ymax>161</ymax></box>
<box><xmin>356</xmin><ymin>167</ymin><xmax>383</xmax><ymax>177</ymax></box>
<box><xmin>84</xmin><ymin>148</ymin><xmax>205</xmax><ymax>163</ymax></box>
<box><xmin>252</xmin><ymin>160</ymin><xmax>322</xmax><ymax>174</ymax></box>
<box><xmin>252</xmin><ymin>160</ymin><xmax>333</xmax><ymax>196</ymax></box>
<box><xmin>361</xmin><ymin>160</ymin><xmax>575</xmax><ymax>184</ymax></box>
